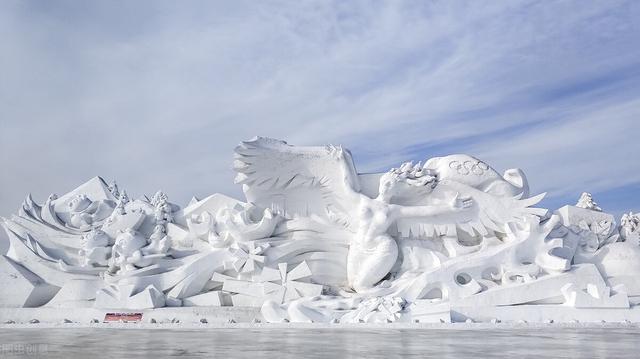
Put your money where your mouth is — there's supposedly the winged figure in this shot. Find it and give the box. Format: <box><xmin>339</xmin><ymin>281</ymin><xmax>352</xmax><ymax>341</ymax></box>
<box><xmin>234</xmin><ymin>137</ymin><xmax>546</xmax><ymax>292</ymax></box>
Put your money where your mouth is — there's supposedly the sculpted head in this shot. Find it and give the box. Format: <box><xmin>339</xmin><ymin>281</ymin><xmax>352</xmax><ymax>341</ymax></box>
<box><xmin>68</xmin><ymin>194</ymin><xmax>91</xmax><ymax>212</ymax></box>
<box><xmin>114</xmin><ymin>228</ymin><xmax>146</xmax><ymax>256</ymax></box>
<box><xmin>83</xmin><ymin>229</ymin><xmax>109</xmax><ymax>248</ymax></box>
<box><xmin>377</xmin><ymin>162</ymin><xmax>437</xmax><ymax>202</ymax></box>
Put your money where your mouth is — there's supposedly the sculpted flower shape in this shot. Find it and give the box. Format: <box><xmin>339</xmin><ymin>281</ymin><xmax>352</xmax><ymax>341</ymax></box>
<box><xmin>226</xmin><ymin>241</ymin><xmax>270</xmax><ymax>274</ymax></box>
<box><xmin>253</xmin><ymin>261</ymin><xmax>323</xmax><ymax>303</ymax></box>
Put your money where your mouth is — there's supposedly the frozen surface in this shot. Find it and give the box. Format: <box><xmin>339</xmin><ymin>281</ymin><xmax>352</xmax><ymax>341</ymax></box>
<box><xmin>0</xmin><ymin>326</ymin><xmax>639</xmax><ymax>358</ymax></box>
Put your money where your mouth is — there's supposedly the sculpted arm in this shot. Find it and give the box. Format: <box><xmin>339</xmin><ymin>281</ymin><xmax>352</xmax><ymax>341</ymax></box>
<box><xmin>390</xmin><ymin>195</ymin><xmax>473</xmax><ymax>220</ymax></box>
<box><xmin>328</xmin><ymin>145</ymin><xmax>364</xmax><ymax>200</ymax></box>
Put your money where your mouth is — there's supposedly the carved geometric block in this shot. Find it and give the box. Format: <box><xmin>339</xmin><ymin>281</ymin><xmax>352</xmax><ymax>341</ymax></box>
<box><xmin>0</xmin><ymin>255</ymin><xmax>58</xmax><ymax>307</ymax></box>
<box><xmin>95</xmin><ymin>284</ymin><xmax>165</xmax><ymax>309</ymax></box>
<box><xmin>182</xmin><ymin>291</ymin><xmax>229</xmax><ymax>307</ymax></box>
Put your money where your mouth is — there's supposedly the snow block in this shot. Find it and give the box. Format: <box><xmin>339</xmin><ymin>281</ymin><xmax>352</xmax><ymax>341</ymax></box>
<box><xmin>0</xmin><ymin>255</ymin><xmax>58</xmax><ymax>307</ymax></box>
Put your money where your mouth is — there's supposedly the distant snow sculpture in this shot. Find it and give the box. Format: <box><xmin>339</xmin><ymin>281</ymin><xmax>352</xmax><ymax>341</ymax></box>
<box><xmin>621</xmin><ymin>212</ymin><xmax>640</xmax><ymax>244</ymax></box>
<box><xmin>1</xmin><ymin>137</ymin><xmax>639</xmax><ymax>324</ymax></box>
<box><xmin>576</xmin><ymin>192</ymin><xmax>602</xmax><ymax>212</ymax></box>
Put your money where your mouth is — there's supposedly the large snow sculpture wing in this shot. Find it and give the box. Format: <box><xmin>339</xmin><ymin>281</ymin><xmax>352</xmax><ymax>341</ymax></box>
<box><xmin>234</xmin><ymin>137</ymin><xmax>360</xmax><ymax>224</ymax></box>
<box><xmin>395</xmin><ymin>180</ymin><xmax>548</xmax><ymax>239</ymax></box>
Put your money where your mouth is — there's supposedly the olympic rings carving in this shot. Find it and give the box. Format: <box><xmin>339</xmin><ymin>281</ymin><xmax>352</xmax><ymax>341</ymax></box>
<box><xmin>448</xmin><ymin>160</ymin><xmax>489</xmax><ymax>176</ymax></box>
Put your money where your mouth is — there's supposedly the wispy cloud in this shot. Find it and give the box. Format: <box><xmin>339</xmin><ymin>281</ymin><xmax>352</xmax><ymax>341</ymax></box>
<box><xmin>0</xmin><ymin>0</ymin><xmax>638</xmax><ymax>221</ymax></box>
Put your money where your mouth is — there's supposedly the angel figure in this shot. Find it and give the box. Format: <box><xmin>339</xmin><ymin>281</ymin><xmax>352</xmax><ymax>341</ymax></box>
<box><xmin>234</xmin><ymin>137</ymin><xmax>546</xmax><ymax>292</ymax></box>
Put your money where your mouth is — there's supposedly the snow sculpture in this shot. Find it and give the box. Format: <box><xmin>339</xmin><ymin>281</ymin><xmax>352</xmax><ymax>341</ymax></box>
<box><xmin>79</xmin><ymin>229</ymin><xmax>111</xmax><ymax>267</ymax></box>
<box><xmin>233</xmin><ymin>138</ymin><xmax>544</xmax><ymax>293</ymax></box>
<box><xmin>1</xmin><ymin>137</ymin><xmax>639</xmax><ymax>325</ymax></box>
<box><xmin>576</xmin><ymin>192</ymin><xmax>602</xmax><ymax>212</ymax></box>
<box><xmin>621</xmin><ymin>212</ymin><xmax>639</xmax><ymax>243</ymax></box>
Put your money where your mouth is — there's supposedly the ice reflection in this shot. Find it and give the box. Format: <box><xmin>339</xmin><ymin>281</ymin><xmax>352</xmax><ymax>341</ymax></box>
<box><xmin>0</xmin><ymin>327</ymin><xmax>639</xmax><ymax>358</ymax></box>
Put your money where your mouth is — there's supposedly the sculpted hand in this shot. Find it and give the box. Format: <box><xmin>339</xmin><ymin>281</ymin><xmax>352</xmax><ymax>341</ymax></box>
<box><xmin>326</xmin><ymin>144</ymin><xmax>345</xmax><ymax>161</ymax></box>
<box><xmin>450</xmin><ymin>193</ymin><xmax>473</xmax><ymax>211</ymax></box>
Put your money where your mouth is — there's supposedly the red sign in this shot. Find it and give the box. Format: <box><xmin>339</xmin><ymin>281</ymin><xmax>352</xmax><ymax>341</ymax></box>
<box><xmin>103</xmin><ymin>313</ymin><xmax>143</xmax><ymax>323</ymax></box>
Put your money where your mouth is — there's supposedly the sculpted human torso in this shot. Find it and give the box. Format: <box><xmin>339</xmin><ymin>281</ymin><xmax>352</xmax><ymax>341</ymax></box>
<box><xmin>356</xmin><ymin>198</ymin><xmax>393</xmax><ymax>243</ymax></box>
<box><xmin>348</xmin><ymin>197</ymin><xmax>399</xmax><ymax>291</ymax></box>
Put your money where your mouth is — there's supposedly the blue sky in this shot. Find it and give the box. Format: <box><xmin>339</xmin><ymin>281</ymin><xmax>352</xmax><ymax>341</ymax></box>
<box><xmin>1</xmin><ymin>0</ymin><xmax>639</xmax><ymax>220</ymax></box>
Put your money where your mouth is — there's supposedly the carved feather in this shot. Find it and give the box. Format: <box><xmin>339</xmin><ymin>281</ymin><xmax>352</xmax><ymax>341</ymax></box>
<box><xmin>395</xmin><ymin>180</ymin><xmax>547</xmax><ymax>239</ymax></box>
<box><xmin>233</xmin><ymin>137</ymin><xmax>360</xmax><ymax>226</ymax></box>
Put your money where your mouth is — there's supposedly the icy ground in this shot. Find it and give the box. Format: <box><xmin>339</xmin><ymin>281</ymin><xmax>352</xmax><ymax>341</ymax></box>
<box><xmin>0</xmin><ymin>324</ymin><xmax>639</xmax><ymax>358</ymax></box>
